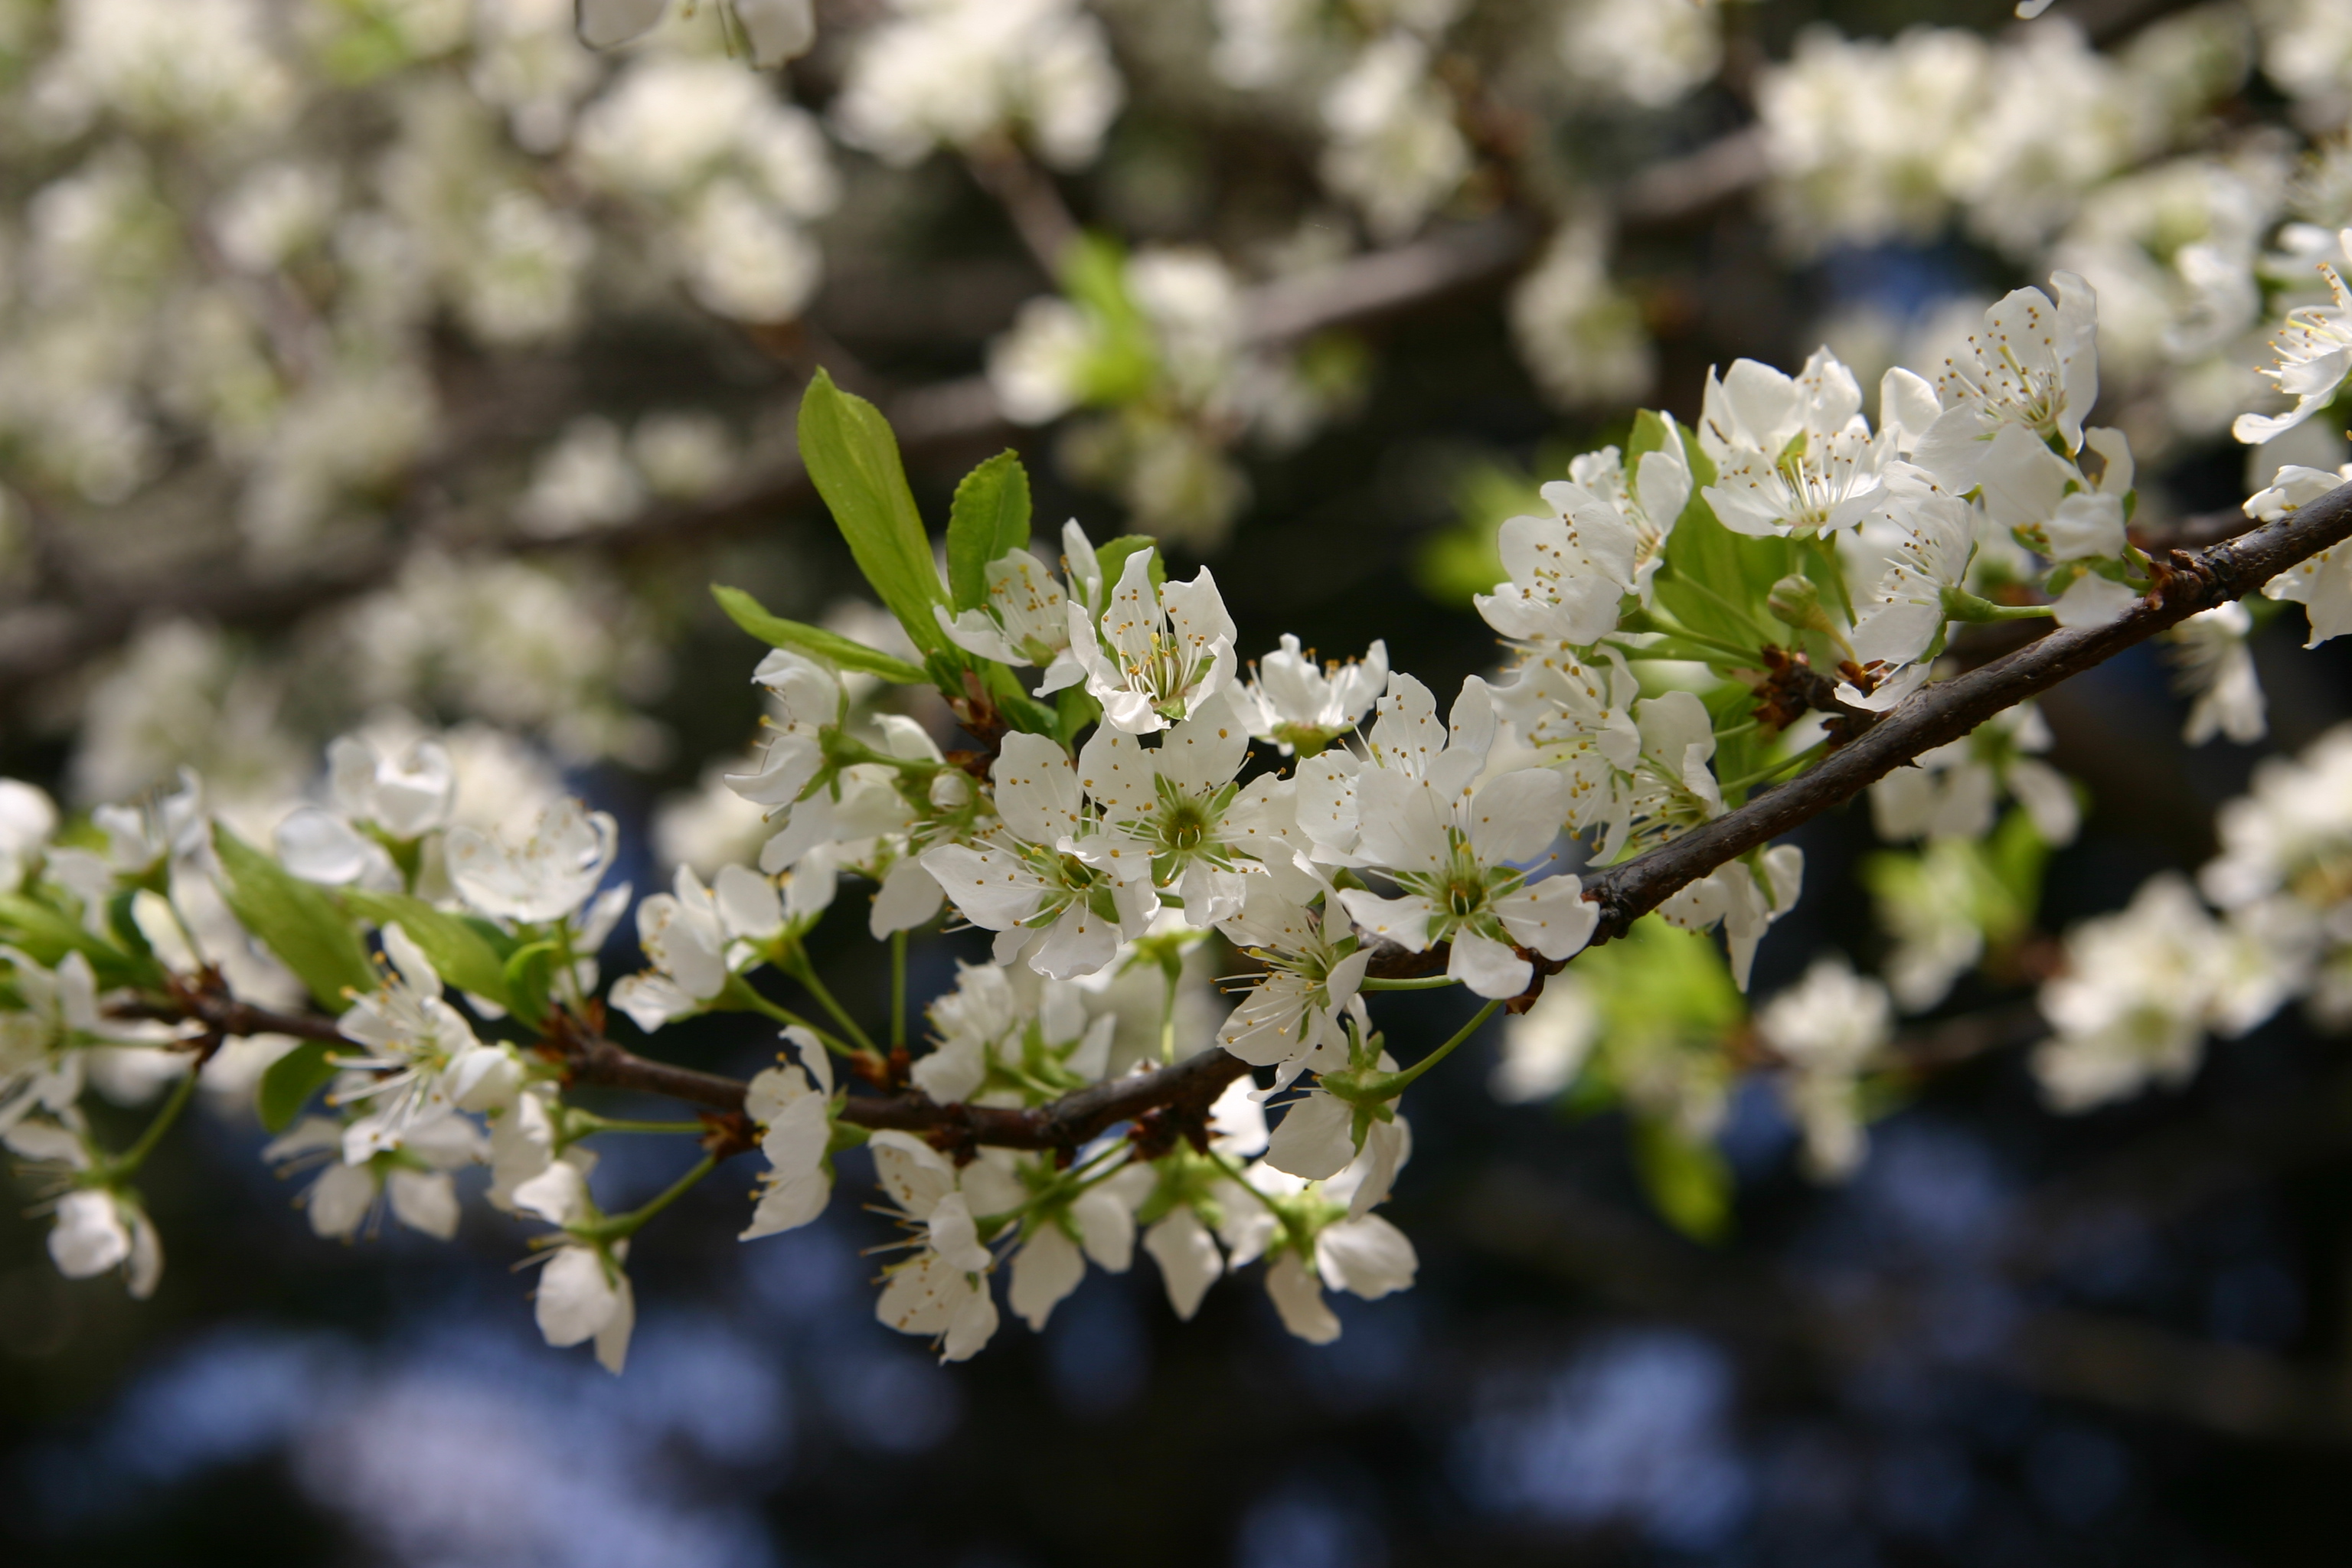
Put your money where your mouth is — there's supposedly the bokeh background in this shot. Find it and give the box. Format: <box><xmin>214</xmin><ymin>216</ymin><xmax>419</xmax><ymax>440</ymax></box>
<box><xmin>5</xmin><ymin>0</ymin><xmax>2352</xmax><ymax>1562</ymax></box>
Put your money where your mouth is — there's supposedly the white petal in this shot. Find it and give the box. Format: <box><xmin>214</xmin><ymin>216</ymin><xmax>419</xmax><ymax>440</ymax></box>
<box><xmin>1315</xmin><ymin>1214</ymin><xmax>1417</xmax><ymax>1300</ymax></box>
<box><xmin>1143</xmin><ymin>1209</ymin><xmax>1223</xmax><ymax>1320</ymax></box>
<box><xmin>1496</xmin><ymin>874</ymin><xmax>1599</xmax><ymax>961</ymax></box>
<box><xmin>1265</xmin><ymin>1251</ymin><xmax>1341</xmax><ymax>1344</ymax></box>
<box><xmin>1009</xmin><ymin>1223</ymin><xmax>1086</xmax><ymax>1331</ymax></box>
<box><xmin>1265</xmin><ymin>1090</ymin><xmax>1357</xmax><ymax>1181</ymax></box>
<box><xmin>1448</xmin><ymin>929</ymin><xmax>1532</xmax><ymax>999</ymax></box>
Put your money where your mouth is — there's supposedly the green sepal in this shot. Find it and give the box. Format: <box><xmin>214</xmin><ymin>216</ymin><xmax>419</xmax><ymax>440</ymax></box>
<box><xmin>710</xmin><ymin>584</ymin><xmax>930</xmax><ymax>684</ymax></box>
<box><xmin>946</xmin><ymin>451</ymin><xmax>1034</xmax><ymax>612</ymax></box>
<box><xmin>257</xmin><ymin>1039</ymin><xmax>343</xmax><ymax>1134</ymax></box>
<box><xmin>341</xmin><ymin>889</ymin><xmax>518</xmax><ymax>1013</ymax></box>
<box><xmin>211</xmin><ymin>825</ymin><xmax>377</xmax><ymax>1013</ymax></box>
<box><xmin>796</xmin><ymin>369</ymin><xmax>952</xmax><ymax>655</ymax></box>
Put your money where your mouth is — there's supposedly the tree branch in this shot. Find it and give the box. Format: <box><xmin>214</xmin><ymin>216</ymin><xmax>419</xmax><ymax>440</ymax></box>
<box><xmin>113</xmin><ymin>485</ymin><xmax>2352</xmax><ymax>1155</ymax></box>
<box><xmin>1582</xmin><ymin>484</ymin><xmax>2352</xmax><ymax>941</ymax></box>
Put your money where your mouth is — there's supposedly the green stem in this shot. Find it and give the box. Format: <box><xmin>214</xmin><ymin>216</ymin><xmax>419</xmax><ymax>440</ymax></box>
<box><xmin>1720</xmin><ymin>738</ymin><xmax>1831</xmax><ymax>795</ymax></box>
<box><xmin>1158</xmin><ymin>968</ymin><xmax>1180</xmax><ymax>1067</ymax></box>
<box><xmin>1209</xmin><ymin>1149</ymin><xmax>1286</xmax><ymax>1214</ymax></box>
<box><xmin>103</xmin><ymin>1066</ymin><xmax>199</xmax><ymax>1181</ymax></box>
<box><xmin>1356</xmin><ymin>998</ymin><xmax>1503</xmax><ymax>1099</ymax></box>
<box><xmin>568</xmin><ymin>1112</ymin><xmax>709</xmax><ymax>1138</ymax></box>
<box><xmin>1358</xmin><ymin>975</ymin><xmax>1459</xmax><ymax>991</ymax></box>
<box><xmin>782</xmin><ymin>947</ymin><xmax>881</xmax><ymax>1057</ymax></box>
<box><xmin>734</xmin><ymin>984</ymin><xmax>857</xmax><ymax>1058</ymax></box>
<box><xmin>890</xmin><ymin>929</ymin><xmax>907</xmax><ymax>1053</ymax></box>
<box><xmin>581</xmin><ymin>1153</ymin><xmax>717</xmax><ymax>1243</ymax></box>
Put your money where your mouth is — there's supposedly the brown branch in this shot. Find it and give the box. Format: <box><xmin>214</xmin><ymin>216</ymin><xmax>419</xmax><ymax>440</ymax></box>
<box><xmin>556</xmin><ymin>1023</ymin><xmax>1251</xmax><ymax>1157</ymax></box>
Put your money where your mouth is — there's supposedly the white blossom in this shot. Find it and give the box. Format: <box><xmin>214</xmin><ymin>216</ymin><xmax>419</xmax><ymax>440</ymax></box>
<box><xmin>335</xmin><ymin>925</ymin><xmax>518</xmax><ymax>1161</ymax></box>
<box><xmin>444</xmin><ymin>797</ymin><xmax>621</xmax><ymax>925</ymax></box>
<box><xmin>1868</xmin><ymin>704</ymin><xmax>2078</xmax><ymax>848</ymax></box>
<box><xmin>1326</xmin><ymin>675</ymin><xmax>1598</xmax><ymax>1000</ymax></box>
<box><xmin>2250</xmin><ymin>463</ymin><xmax>2352</xmax><ymax>645</ymax></box>
<box><xmin>2233</xmin><ymin>251</ymin><xmax>2352</xmax><ymax>444</ymax></box>
<box><xmin>1319</xmin><ymin>33</ymin><xmax>1468</xmax><ymax>243</ymax></box>
<box><xmin>263</xmin><ymin>1112</ymin><xmax>484</xmax><ymax>1242</ymax></box>
<box><xmin>2170</xmin><ymin>603</ymin><xmax>2267</xmax><ymax>746</ymax></box>
<box><xmin>2034</xmin><ymin>874</ymin><xmax>2304</xmax><ymax>1111</ymax></box>
<box><xmin>1755</xmin><ymin>956</ymin><xmax>1891</xmax><ymax>1180</ymax></box>
<box><xmin>1479</xmin><ymin>427</ymin><xmax>1691</xmax><ymax>645</ymax></box>
<box><xmin>1699</xmin><ymin>351</ymin><xmax>1916</xmax><ymax>538</ymax></box>
<box><xmin>1490</xmin><ymin>974</ymin><xmax>1599</xmax><ymax>1104</ymax></box>
<box><xmin>1067</xmin><ymin>550</ymin><xmax>1240</xmax><ymax>734</ymax></box>
<box><xmin>934</xmin><ymin>521</ymin><xmax>1102</xmax><ymax>697</ymax></box>
<box><xmin>868</xmin><ymin>1130</ymin><xmax>1020</xmax><ymax>1362</ymax></box>
<box><xmin>276</xmin><ymin>730</ymin><xmax>456</xmax><ymax>890</ymax></box>
<box><xmin>921</xmin><ymin>732</ymin><xmax>1156</xmax><ymax>982</ymax></box>
<box><xmin>1233</xmin><ymin>635</ymin><xmax>1388</xmax><ymax>757</ymax></box>
<box><xmin>740</xmin><ymin>1025</ymin><xmax>835</xmax><ymax>1240</ymax></box>
<box><xmin>609</xmin><ymin>864</ymin><xmax>784</xmax><ymax>1031</ymax></box>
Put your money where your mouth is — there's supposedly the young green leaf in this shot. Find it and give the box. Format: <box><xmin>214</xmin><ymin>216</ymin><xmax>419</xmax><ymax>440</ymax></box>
<box><xmin>341</xmin><ymin>889</ymin><xmax>518</xmax><ymax>1013</ymax></box>
<box><xmin>710</xmin><ymin>585</ymin><xmax>930</xmax><ymax>684</ymax></box>
<box><xmin>796</xmin><ymin>370</ymin><xmax>949</xmax><ymax>655</ymax></box>
<box><xmin>0</xmin><ymin>893</ymin><xmax>160</xmax><ymax>991</ymax></box>
<box><xmin>1089</xmin><ymin>534</ymin><xmax>1165</xmax><ymax>599</ymax></box>
<box><xmin>1632</xmin><ymin>1117</ymin><xmax>1733</xmax><ymax>1243</ymax></box>
<box><xmin>212</xmin><ymin>825</ymin><xmax>377</xmax><ymax>1012</ymax></box>
<box><xmin>501</xmin><ymin>939</ymin><xmax>560</xmax><ymax>1029</ymax></box>
<box><xmin>257</xmin><ymin>1039</ymin><xmax>343</xmax><ymax>1134</ymax></box>
<box><xmin>946</xmin><ymin>450</ymin><xmax>1033</xmax><ymax>612</ymax></box>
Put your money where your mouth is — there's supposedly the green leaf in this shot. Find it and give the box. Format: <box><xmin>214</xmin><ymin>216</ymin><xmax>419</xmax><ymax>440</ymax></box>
<box><xmin>1090</xmin><ymin>534</ymin><xmax>1165</xmax><ymax>599</ymax></box>
<box><xmin>1626</xmin><ymin>408</ymin><xmax>1676</xmax><ymax>463</ymax></box>
<box><xmin>341</xmin><ymin>890</ymin><xmax>518</xmax><ymax>1011</ymax></box>
<box><xmin>946</xmin><ymin>451</ymin><xmax>1033</xmax><ymax>612</ymax></box>
<box><xmin>710</xmin><ymin>584</ymin><xmax>930</xmax><ymax>684</ymax></box>
<box><xmin>0</xmin><ymin>893</ymin><xmax>158</xmax><ymax>990</ymax></box>
<box><xmin>796</xmin><ymin>370</ymin><xmax>949</xmax><ymax>655</ymax></box>
<box><xmin>1655</xmin><ymin>434</ymin><xmax>1785</xmax><ymax>652</ymax></box>
<box><xmin>501</xmin><ymin>939</ymin><xmax>560</xmax><ymax>1029</ymax></box>
<box><xmin>1631</xmin><ymin>1118</ymin><xmax>1733</xmax><ymax>1243</ymax></box>
<box><xmin>1060</xmin><ymin>234</ymin><xmax>1158</xmax><ymax>407</ymax></box>
<box><xmin>1054</xmin><ymin>683</ymin><xmax>1102</xmax><ymax>748</ymax></box>
<box><xmin>257</xmin><ymin>1040</ymin><xmax>343</xmax><ymax>1134</ymax></box>
<box><xmin>211</xmin><ymin>825</ymin><xmax>377</xmax><ymax>1012</ymax></box>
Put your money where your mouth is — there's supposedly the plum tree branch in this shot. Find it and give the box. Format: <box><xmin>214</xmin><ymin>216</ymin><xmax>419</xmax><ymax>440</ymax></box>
<box><xmin>1581</xmin><ymin>482</ymin><xmax>2352</xmax><ymax>941</ymax></box>
<box><xmin>130</xmin><ymin>484</ymin><xmax>2352</xmax><ymax>1154</ymax></box>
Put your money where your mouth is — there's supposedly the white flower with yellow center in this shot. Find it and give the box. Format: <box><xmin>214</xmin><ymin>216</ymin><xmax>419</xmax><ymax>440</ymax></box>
<box><xmin>1067</xmin><ymin>549</ymin><xmax>1239</xmax><ymax>734</ymax></box>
